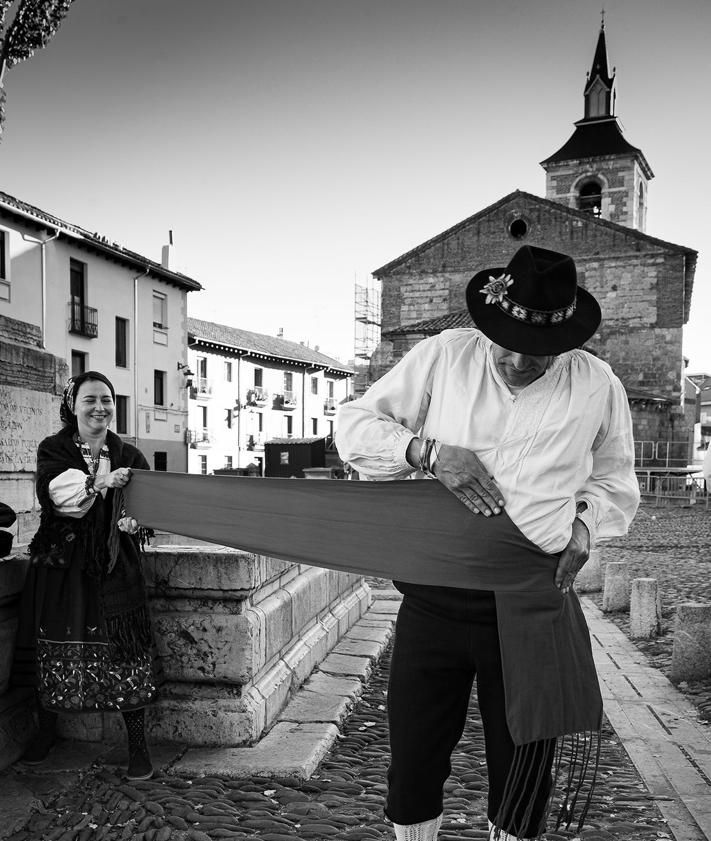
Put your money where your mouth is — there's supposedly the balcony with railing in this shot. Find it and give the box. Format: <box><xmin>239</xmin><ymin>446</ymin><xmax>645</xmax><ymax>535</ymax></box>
<box><xmin>68</xmin><ymin>301</ymin><xmax>98</xmax><ymax>338</ymax></box>
<box><xmin>195</xmin><ymin>377</ymin><xmax>214</xmax><ymax>398</ymax></box>
<box><xmin>324</xmin><ymin>397</ymin><xmax>337</xmax><ymax>414</ymax></box>
<box><xmin>274</xmin><ymin>390</ymin><xmax>298</xmax><ymax>410</ymax></box>
<box><xmin>245</xmin><ymin>432</ymin><xmax>266</xmax><ymax>451</ymax></box>
<box><xmin>246</xmin><ymin>386</ymin><xmax>269</xmax><ymax>406</ymax></box>
<box><xmin>186</xmin><ymin>428</ymin><xmax>211</xmax><ymax>448</ymax></box>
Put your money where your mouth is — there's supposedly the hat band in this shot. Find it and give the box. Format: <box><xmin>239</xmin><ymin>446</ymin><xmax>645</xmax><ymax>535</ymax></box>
<box><xmin>495</xmin><ymin>294</ymin><xmax>577</xmax><ymax>326</ymax></box>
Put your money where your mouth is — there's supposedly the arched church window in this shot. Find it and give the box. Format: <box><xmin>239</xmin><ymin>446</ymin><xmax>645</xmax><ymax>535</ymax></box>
<box><xmin>578</xmin><ymin>180</ymin><xmax>602</xmax><ymax>216</ymax></box>
<box><xmin>637</xmin><ymin>182</ymin><xmax>645</xmax><ymax>226</ymax></box>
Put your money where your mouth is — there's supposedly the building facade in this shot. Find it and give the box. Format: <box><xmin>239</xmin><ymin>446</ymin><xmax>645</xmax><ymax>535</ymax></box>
<box><xmin>369</xmin><ymin>24</ymin><xmax>698</xmax><ymax>468</ymax></box>
<box><xmin>187</xmin><ymin>318</ymin><xmax>352</xmax><ymax>475</ymax></box>
<box><xmin>0</xmin><ymin>191</ymin><xmax>202</xmax><ymax>473</ymax></box>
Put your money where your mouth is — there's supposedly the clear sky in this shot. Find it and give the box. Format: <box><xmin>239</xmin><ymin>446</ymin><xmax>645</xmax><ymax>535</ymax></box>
<box><xmin>0</xmin><ymin>0</ymin><xmax>709</xmax><ymax>371</ymax></box>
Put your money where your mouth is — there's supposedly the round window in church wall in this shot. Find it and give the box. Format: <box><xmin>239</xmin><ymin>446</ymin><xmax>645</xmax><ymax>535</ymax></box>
<box><xmin>509</xmin><ymin>218</ymin><xmax>528</xmax><ymax>239</ymax></box>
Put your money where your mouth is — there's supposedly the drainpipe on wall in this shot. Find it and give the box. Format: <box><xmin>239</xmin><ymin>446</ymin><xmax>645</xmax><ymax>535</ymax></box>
<box><xmin>21</xmin><ymin>229</ymin><xmax>60</xmax><ymax>350</ymax></box>
<box><xmin>133</xmin><ymin>267</ymin><xmax>150</xmax><ymax>448</ymax></box>
<box><xmin>237</xmin><ymin>355</ymin><xmax>242</xmax><ymax>467</ymax></box>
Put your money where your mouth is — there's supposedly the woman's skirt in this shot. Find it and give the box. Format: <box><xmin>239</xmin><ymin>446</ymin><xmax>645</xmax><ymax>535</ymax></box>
<box><xmin>12</xmin><ymin>551</ymin><xmax>158</xmax><ymax>713</ymax></box>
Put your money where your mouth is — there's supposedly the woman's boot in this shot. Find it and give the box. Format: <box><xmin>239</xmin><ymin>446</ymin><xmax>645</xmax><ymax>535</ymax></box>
<box><xmin>122</xmin><ymin>708</ymin><xmax>153</xmax><ymax>780</ymax></box>
<box><xmin>393</xmin><ymin>814</ymin><xmax>443</xmax><ymax>840</ymax></box>
<box><xmin>22</xmin><ymin>704</ymin><xmax>57</xmax><ymax>764</ymax></box>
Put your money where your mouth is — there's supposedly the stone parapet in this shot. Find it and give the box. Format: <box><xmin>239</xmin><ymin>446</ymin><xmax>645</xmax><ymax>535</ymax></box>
<box><xmin>57</xmin><ymin>545</ymin><xmax>370</xmax><ymax>748</ymax></box>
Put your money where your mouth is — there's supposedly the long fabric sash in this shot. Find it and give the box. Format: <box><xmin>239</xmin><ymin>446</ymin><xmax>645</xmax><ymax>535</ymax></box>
<box><xmin>125</xmin><ymin>470</ymin><xmax>603</xmax><ymax>834</ymax></box>
<box><xmin>124</xmin><ymin>470</ymin><xmax>602</xmax><ymax>745</ymax></box>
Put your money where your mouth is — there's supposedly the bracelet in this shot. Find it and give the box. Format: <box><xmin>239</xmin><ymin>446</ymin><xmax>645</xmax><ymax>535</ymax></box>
<box><xmin>418</xmin><ymin>437</ymin><xmax>438</xmax><ymax>478</ymax></box>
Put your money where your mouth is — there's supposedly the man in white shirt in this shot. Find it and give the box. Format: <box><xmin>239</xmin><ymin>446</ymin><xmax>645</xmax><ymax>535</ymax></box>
<box><xmin>337</xmin><ymin>245</ymin><xmax>640</xmax><ymax>841</ymax></box>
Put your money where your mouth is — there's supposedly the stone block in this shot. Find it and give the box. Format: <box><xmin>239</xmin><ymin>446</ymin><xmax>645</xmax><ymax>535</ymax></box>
<box><xmin>152</xmin><ymin>609</ymin><xmax>261</xmax><ymax>685</ymax></box>
<box><xmin>602</xmin><ymin>561</ymin><xmax>630</xmax><ymax>612</ymax></box>
<box><xmin>629</xmin><ymin>578</ymin><xmax>661</xmax><ymax>639</ymax></box>
<box><xmin>283</xmin><ymin>566</ymin><xmax>330</xmax><ymax>636</ymax></box>
<box><xmin>280</xmin><ymin>681</ymin><xmax>356</xmax><ymax>725</ymax></box>
<box><xmin>172</xmin><ymin>721</ymin><xmax>340</xmax><ymax>780</ymax></box>
<box><xmin>574</xmin><ymin>548</ymin><xmax>602</xmax><ymax>593</ymax></box>
<box><xmin>320</xmin><ymin>652</ymin><xmax>373</xmax><ymax>680</ymax></box>
<box><xmin>671</xmin><ymin>602</ymin><xmax>711</xmax><ymax>682</ymax></box>
<box><xmin>0</xmin><ymin>476</ymin><xmax>36</xmax><ymax>517</ymax></box>
<box><xmin>252</xmin><ymin>588</ymin><xmax>292</xmax><ymax>664</ymax></box>
<box><xmin>143</xmin><ymin>546</ymin><xmax>292</xmax><ymax>598</ymax></box>
<box><xmin>152</xmin><ymin>686</ymin><xmax>267</xmax><ymax>746</ymax></box>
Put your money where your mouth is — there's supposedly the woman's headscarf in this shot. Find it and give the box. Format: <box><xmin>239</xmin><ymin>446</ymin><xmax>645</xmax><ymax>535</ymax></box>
<box><xmin>60</xmin><ymin>371</ymin><xmax>116</xmax><ymax>428</ymax></box>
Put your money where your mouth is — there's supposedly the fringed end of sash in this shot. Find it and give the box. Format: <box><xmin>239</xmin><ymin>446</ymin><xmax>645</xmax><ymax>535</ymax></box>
<box><xmin>107</xmin><ymin>488</ymin><xmax>125</xmax><ymax>574</ymax></box>
<box><xmin>105</xmin><ymin>605</ymin><xmax>153</xmax><ymax>661</ymax></box>
<box><xmin>491</xmin><ymin>726</ymin><xmax>602</xmax><ymax>840</ymax></box>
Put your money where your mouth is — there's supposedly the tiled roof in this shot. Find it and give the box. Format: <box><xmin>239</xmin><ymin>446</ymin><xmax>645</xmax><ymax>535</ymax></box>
<box><xmin>540</xmin><ymin>119</ymin><xmax>652</xmax><ymax>176</ymax></box>
<box><xmin>625</xmin><ymin>388</ymin><xmax>671</xmax><ymax>404</ymax></box>
<box><xmin>0</xmin><ymin>189</ymin><xmax>202</xmax><ymax>292</ymax></box>
<box><xmin>384</xmin><ymin>309</ymin><xmax>473</xmax><ymax>337</ymax></box>
<box><xmin>187</xmin><ymin>317</ymin><xmax>352</xmax><ymax>375</ymax></box>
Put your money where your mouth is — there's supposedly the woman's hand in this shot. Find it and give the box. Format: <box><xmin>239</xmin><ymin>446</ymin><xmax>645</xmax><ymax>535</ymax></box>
<box><xmin>95</xmin><ymin>467</ymin><xmax>132</xmax><ymax>491</ymax></box>
<box><xmin>433</xmin><ymin>443</ymin><xmax>505</xmax><ymax>517</ymax></box>
<box><xmin>118</xmin><ymin>516</ymin><xmax>139</xmax><ymax>534</ymax></box>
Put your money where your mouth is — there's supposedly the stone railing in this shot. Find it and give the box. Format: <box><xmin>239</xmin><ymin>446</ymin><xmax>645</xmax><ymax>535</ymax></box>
<box><xmin>0</xmin><ymin>542</ymin><xmax>370</xmax><ymax>767</ymax></box>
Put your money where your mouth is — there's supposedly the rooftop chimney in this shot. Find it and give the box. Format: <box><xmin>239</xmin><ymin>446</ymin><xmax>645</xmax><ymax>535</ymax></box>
<box><xmin>277</xmin><ymin>327</ymin><xmax>283</xmax><ymax>338</ymax></box>
<box><xmin>161</xmin><ymin>229</ymin><xmax>175</xmax><ymax>270</ymax></box>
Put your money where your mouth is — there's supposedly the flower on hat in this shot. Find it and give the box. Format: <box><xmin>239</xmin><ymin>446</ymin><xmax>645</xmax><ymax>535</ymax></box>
<box><xmin>479</xmin><ymin>273</ymin><xmax>513</xmax><ymax>305</ymax></box>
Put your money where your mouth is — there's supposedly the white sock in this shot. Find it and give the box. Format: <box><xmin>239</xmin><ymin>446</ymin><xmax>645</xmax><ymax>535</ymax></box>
<box><xmin>393</xmin><ymin>813</ymin><xmax>443</xmax><ymax>841</ymax></box>
<box><xmin>487</xmin><ymin>818</ymin><xmax>532</xmax><ymax>840</ymax></box>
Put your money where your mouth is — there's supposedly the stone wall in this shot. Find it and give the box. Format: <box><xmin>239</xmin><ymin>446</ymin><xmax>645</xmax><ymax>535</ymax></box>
<box><xmin>56</xmin><ymin>545</ymin><xmax>370</xmax><ymax>749</ymax></box>
<box><xmin>377</xmin><ymin>194</ymin><xmax>688</xmax><ymax>404</ymax></box>
<box><xmin>0</xmin><ymin>543</ymin><xmax>371</xmax><ymax>767</ymax></box>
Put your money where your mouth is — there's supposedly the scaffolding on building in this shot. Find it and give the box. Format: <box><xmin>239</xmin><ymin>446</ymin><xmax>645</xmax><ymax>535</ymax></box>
<box><xmin>353</xmin><ymin>276</ymin><xmax>382</xmax><ymax>397</ymax></box>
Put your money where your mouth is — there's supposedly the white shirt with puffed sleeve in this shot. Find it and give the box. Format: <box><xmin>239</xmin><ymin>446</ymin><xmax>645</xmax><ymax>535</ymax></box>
<box><xmin>336</xmin><ymin>329</ymin><xmax>640</xmax><ymax>554</ymax></box>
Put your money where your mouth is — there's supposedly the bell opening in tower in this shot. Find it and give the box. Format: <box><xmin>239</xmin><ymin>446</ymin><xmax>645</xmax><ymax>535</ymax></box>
<box><xmin>578</xmin><ymin>180</ymin><xmax>602</xmax><ymax>216</ymax></box>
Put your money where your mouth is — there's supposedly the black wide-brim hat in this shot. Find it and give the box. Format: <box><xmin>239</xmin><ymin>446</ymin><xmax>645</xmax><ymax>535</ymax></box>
<box><xmin>466</xmin><ymin>245</ymin><xmax>601</xmax><ymax>355</ymax></box>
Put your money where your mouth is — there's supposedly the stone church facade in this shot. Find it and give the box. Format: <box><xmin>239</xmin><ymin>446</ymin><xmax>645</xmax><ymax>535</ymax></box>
<box><xmin>371</xmin><ymin>24</ymin><xmax>697</xmax><ymax>466</ymax></box>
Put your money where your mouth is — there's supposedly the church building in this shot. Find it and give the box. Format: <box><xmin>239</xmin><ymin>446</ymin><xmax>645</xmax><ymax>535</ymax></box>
<box><xmin>370</xmin><ymin>22</ymin><xmax>697</xmax><ymax>467</ymax></box>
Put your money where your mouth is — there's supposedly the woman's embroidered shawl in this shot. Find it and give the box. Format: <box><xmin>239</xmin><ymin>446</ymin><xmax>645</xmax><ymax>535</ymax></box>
<box><xmin>29</xmin><ymin>427</ymin><xmax>152</xmax><ymax>659</ymax></box>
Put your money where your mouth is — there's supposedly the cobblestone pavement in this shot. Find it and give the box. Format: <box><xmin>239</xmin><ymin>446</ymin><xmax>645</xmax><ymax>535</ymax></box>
<box><xmin>592</xmin><ymin>504</ymin><xmax>711</xmax><ymax>722</ymax></box>
<box><xmin>6</xmin><ymin>641</ymin><xmax>673</xmax><ymax>841</ymax></box>
<box><xmin>7</xmin><ymin>503</ymin><xmax>710</xmax><ymax>841</ymax></box>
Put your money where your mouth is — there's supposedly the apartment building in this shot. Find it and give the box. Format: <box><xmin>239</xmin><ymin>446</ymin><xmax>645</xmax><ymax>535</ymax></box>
<box><xmin>0</xmin><ymin>190</ymin><xmax>202</xmax><ymax>471</ymax></box>
<box><xmin>187</xmin><ymin>317</ymin><xmax>352</xmax><ymax>475</ymax></box>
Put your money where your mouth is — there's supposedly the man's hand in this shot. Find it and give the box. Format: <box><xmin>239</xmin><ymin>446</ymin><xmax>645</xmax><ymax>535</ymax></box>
<box><xmin>433</xmin><ymin>443</ymin><xmax>505</xmax><ymax>516</ymax></box>
<box><xmin>555</xmin><ymin>518</ymin><xmax>590</xmax><ymax>594</ymax></box>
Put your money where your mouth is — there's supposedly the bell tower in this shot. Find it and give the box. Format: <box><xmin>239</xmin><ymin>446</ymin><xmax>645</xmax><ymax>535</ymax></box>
<box><xmin>540</xmin><ymin>18</ymin><xmax>653</xmax><ymax>231</ymax></box>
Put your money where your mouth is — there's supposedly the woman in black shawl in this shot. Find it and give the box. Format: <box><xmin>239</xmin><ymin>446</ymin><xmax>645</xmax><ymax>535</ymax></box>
<box><xmin>13</xmin><ymin>371</ymin><xmax>157</xmax><ymax>779</ymax></box>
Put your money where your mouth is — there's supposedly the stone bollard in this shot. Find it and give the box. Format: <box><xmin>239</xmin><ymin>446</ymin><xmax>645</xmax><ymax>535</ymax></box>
<box><xmin>671</xmin><ymin>603</ymin><xmax>711</xmax><ymax>682</ymax></box>
<box><xmin>574</xmin><ymin>548</ymin><xmax>602</xmax><ymax>593</ymax></box>
<box><xmin>629</xmin><ymin>578</ymin><xmax>661</xmax><ymax>639</ymax></box>
<box><xmin>602</xmin><ymin>561</ymin><xmax>630</xmax><ymax>612</ymax></box>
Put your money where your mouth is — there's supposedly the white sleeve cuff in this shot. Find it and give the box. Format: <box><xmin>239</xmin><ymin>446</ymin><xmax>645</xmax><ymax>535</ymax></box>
<box><xmin>394</xmin><ymin>430</ymin><xmax>418</xmax><ymax>475</ymax></box>
<box><xmin>575</xmin><ymin>501</ymin><xmax>598</xmax><ymax>547</ymax></box>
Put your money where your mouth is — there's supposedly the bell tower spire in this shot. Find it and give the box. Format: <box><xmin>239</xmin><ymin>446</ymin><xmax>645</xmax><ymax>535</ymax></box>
<box><xmin>584</xmin><ymin>15</ymin><xmax>616</xmax><ymax>119</ymax></box>
<box><xmin>540</xmin><ymin>19</ymin><xmax>653</xmax><ymax>231</ymax></box>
